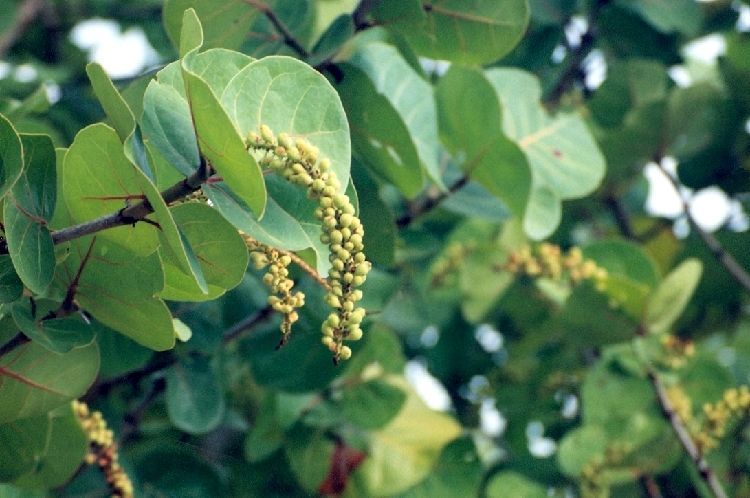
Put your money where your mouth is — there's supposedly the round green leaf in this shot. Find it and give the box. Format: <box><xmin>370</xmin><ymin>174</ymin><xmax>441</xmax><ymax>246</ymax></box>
<box><xmin>220</xmin><ymin>55</ymin><xmax>351</xmax><ymax>188</ymax></box>
<box><xmin>0</xmin><ymin>340</ymin><xmax>99</xmax><ymax>423</ymax></box>
<box><xmin>372</xmin><ymin>0</ymin><xmax>530</xmax><ymax>65</ymax></box>
<box><xmin>0</xmin><ymin>114</ymin><xmax>25</xmax><ymax>201</ymax></box>
<box><xmin>166</xmin><ymin>355</ymin><xmax>225</xmax><ymax>434</ymax></box>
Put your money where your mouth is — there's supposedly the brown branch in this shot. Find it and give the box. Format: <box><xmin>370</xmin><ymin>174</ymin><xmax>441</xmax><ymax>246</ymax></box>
<box><xmin>0</xmin><ymin>333</ymin><xmax>30</xmax><ymax>358</ymax></box>
<box><xmin>87</xmin><ymin>305</ymin><xmax>274</xmax><ymax>400</ymax></box>
<box><xmin>396</xmin><ymin>175</ymin><xmax>469</xmax><ymax>228</ymax></box>
<box><xmin>603</xmin><ymin>192</ymin><xmax>636</xmax><ymax>240</ymax></box>
<box><xmin>544</xmin><ymin>0</ymin><xmax>611</xmax><ymax>107</ymax></box>
<box><xmin>221</xmin><ymin>304</ymin><xmax>274</xmax><ymax>345</ymax></box>
<box><xmin>647</xmin><ymin>369</ymin><xmax>728</xmax><ymax>498</ymax></box>
<box><xmin>0</xmin><ymin>160</ymin><xmax>212</xmax><ymax>255</ymax></box>
<box><xmin>352</xmin><ymin>0</ymin><xmax>378</xmax><ymax>30</ymax></box>
<box><xmin>655</xmin><ymin>162</ymin><xmax>750</xmax><ymax>294</ymax></box>
<box><xmin>0</xmin><ymin>0</ymin><xmax>46</xmax><ymax>58</ymax></box>
<box><xmin>285</xmin><ymin>251</ymin><xmax>331</xmax><ymax>290</ymax></box>
<box><xmin>244</xmin><ymin>0</ymin><xmax>309</xmax><ymax>58</ymax></box>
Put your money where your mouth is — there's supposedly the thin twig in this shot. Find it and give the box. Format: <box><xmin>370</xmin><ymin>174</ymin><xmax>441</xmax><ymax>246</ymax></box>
<box><xmin>0</xmin><ymin>161</ymin><xmax>211</xmax><ymax>255</ymax></box>
<box><xmin>603</xmin><ymin>193</ymin><xmax>636</xmax><ymax>240</ymax></box>
<box><xmin>640</xmin><ymin>475</ymin><xmax>664</xmax><ymax>498</ymax></box>
<box><xmin>119</xmin><ymin>378</ymin><xmax>166</xmax><ymax>444</ymax></box>
<box><xmin>647</xmin><ymin>369</ymin><xmax>728</xmax><ymax>498</ymax></box>
<box><xmin>0</xmin><ymin>0</ymin><xmax>46</xmax><ymax>58</ymax></box>
<box><xmin>284</xmin><ymin>251</ymin><xmax>331</xmax><ymax>290</ymax></box>
<box><xmin>655</xmin><ymin>162</ymin><xmax>750</xmax><ymax>294</ymax></box>
<box><xmin>396</xmin><ymin>175</ymin><xmax>469</xmax><ymax>228</ymax></box>
<box><xmin>244</xmin><ymin>0</ymin><xmax>309</xmax><ymax>58</ymax></box>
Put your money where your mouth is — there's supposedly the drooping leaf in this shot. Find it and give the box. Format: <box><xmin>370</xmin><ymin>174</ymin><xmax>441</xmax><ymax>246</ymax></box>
<box><xmin>65</xmin><ymin>123</ymin><xmax>202</xmax><ymax>285</ymax></box>
<box><xmin>337</xmin><ymin>64</ymin><xmax>423</xmax><ymax>197</ymax></box>
<box><xmin>142</xmin><ymin>81</ymin><xmax>201</xmax><ymax>176</ymax></box>
<box><xmin>166</xmin><ymin>355</ymin><xmax>225</xmax><ymax>434</ymax></box>
<box><xmin>0</xmin><ymin>340</ymin><xmax>99</xmax><ymax>423</ymax></box>
<box><xmin>0</xmin><ymin>114</ymin><xmax>25</xmax><ymax>201</ymax></box>
<box><xmin>646</xmin><ymin>258</ymin><xmax>702</xmax><ymax>334</ymax></box>
<box><xmin>372</xmin><ymin>0</ymin><xmax>530</xmax><ymax>65</ymax></box>
<box><xmin>347</xmin><ymin>42</ymin><xmax>443</xmax><ymax>189</ymax></box>
<box><xmin>3</xmin><ymin>198</ymin><xmax>55</xmax><ymax>295</ymax></box>
<box><xmin>14</xmin><ymin>134</ymin><xmax>56</xmax><ymax>222</ymax></box>
<box><xmin>86</xmin><ymin>63</ymin><xmax>135</xmax><ymax>143</ymax></box>
<box><xmin>181</xmin><ymin>53</ymin><xmax>267</xmax><ymax>218</ymax></box>
<box><xmin>161</xmin><ymin>202</ymin><xmax>249</xmax><ymax>301</ymax></box>
<box><xmin>64</xmin><ymin>124</ymin><xmax>159</xmax><ymax>255</ymax></box>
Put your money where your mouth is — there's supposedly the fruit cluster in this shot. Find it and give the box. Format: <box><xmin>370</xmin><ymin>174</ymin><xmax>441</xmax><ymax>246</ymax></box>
<box><xmin>503</xmin><ymin>243</ymin><xmax>608</xmax><ymax>288</ymax></box>
<box><xmin>72</xmin><ymin>400</ymin><xmax>133</xmax><ymax>498</ymax></box>
<box><xmin>247</xmin><ymin>125</ymin><xmax>370</xmax><ymax>362</ymax></box>
<box><xmin>430</xmin><ymin>241</ymin><xmax>476</xmax><ymax>286</ymax></box>
<box><xmin>243</xmin><ymin>234</ymin><xmax>304</xmax><ymax>347</ymax></box>
<box><xmin>696</xmin><ymin>386</ymin><xmax>750</xmax><ymax>451</ymax></box>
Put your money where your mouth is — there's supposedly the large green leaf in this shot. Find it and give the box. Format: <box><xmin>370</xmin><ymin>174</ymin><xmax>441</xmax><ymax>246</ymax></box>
<box><xmin>347</xmin><ymin>377</ymin><xmax>461</xmax><ymax>496</ymax></box>
<box><xmin>372</xmin><ymin>0</ymin><xmax>529</xmax><ymax>65</ymax></box>
<box><xmin>166</xmin><ymin>355</ymin><xmax>225</xmax><ymax>434</ymax></box>
<box><xmin>645</xmin><ymin>259</ymin><xmax>702</xmax><ymax>334</ymax></box>
<box><xmin>337</xmin><ymin>64</ymin><xmax>423</xmax><ymax>197</ymax></box>
<box><xmin>484</xmin><ymin>68</ymin><xmax>606</xmax><ymax>239</ymax></box>
<box><xmin>347</xmin><ymin>42</ymin><xmax>442</xmax><ymax>189</ymax></box>
<box><xmin>0</xmin><ymin>340</ymin><xmax>99</xmax><ymax>423</ymax></box>
<box><xmin>436</xmin><ymin>65</ymin><xmax>531</xmax><ymax>216</ymax></box>
<box><xmin>0</xmin><ymin>114</ymin><xmax>24</xmax><ymax>201</ymax></box>
<box><xmin>9</xmin><ymin>404</ymin><xmax>87</xmax><ymax>488</ymax></box>
<box><xmin>3</xmin><ymin>198</ymin><xmax>55</xmax><ymax>295</ymax></box>
<box><xmin>57</xmin><ymin>237</ymin><xmax>175</xmax><ymax>351</ymax></box>
<box><xmin>65</xmin><ymin>124</ymin><xmax>201</xmax><ymax>284</ymax></box>
<box><xmin>64</xmin><ymin>124</ymin><xmax>159</xmax><ymax>255</ymax></box>
<box><xmin>220</xmin><ymin>55</ymin><xmax>351</xmax><ymax>188</ymax></box>
<box><xmin>160</xmin><ymin>202</ymin><xmax>249</xmax><ymax>302</ymax></box>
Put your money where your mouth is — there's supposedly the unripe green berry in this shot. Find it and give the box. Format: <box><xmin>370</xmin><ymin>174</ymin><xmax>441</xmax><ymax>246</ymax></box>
<box><xmin>339</xmin><ymin>213</ymin><xmax>353</xmax><ymax>228</ymax></box>
<box><xmin>260</xmin><ymin>124</ymin><xmax>275</xmax><ymax>143</ymax></box>
<box><xmin>347</xmin><ymin>327</ymin><xmax>363</xmax><ymax>341</ymax></box>
<box><xmin>354</xmin><ymin>252</ymin><xmax>366</xmax><ymax>263</ymax></box>
<box><xmin>326</xmin><ymin>295</ymin><xmax>341</xmax><ymax>308</ymax></box>
<box><xmin>352</xmin><ymin>275</ymin><xmax>365</xmax><ymax>286</ymax></box>
<box><xmin>330</xmin><ymin>230</ymin><xmax>343</xmax><ymax>244</ymax></box>
<box><xmin>339</xmin><ymin>346</ymin><xmax>352</xmax><ymax>360</ymax></box>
